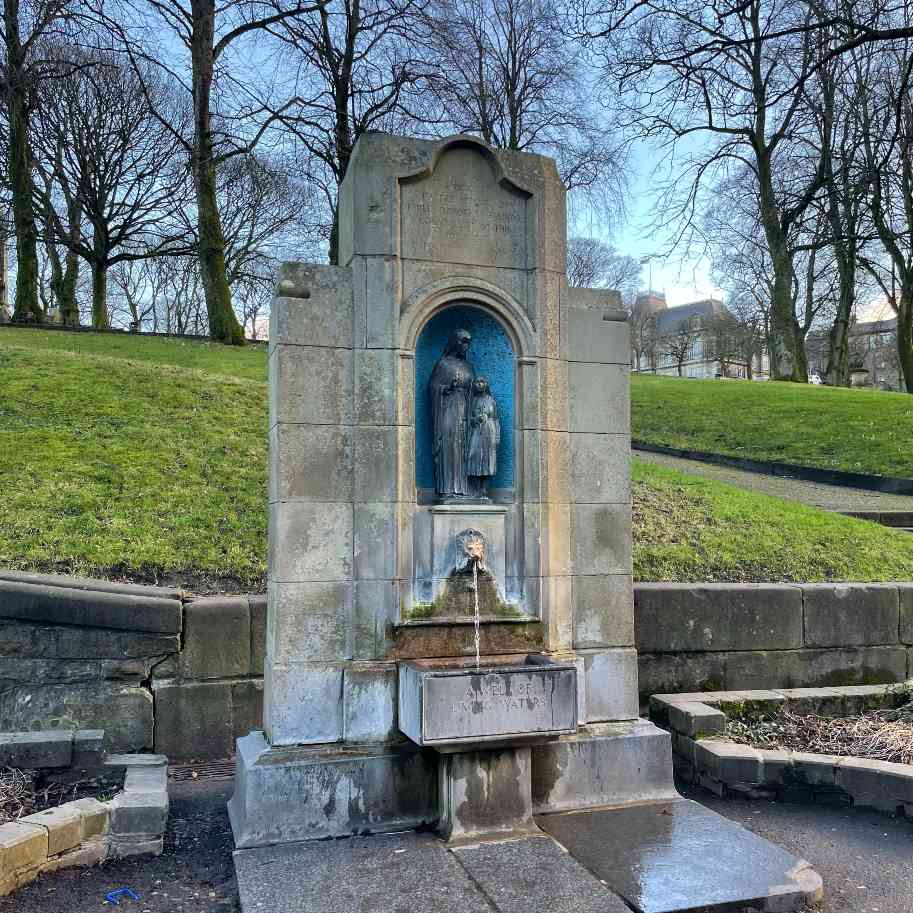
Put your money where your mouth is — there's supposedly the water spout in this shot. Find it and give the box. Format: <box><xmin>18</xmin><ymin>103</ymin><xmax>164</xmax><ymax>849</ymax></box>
<box><xmin>472</xmin><ymin>559</ymin><xmax>481</xmax><ymax>670</ymax></box>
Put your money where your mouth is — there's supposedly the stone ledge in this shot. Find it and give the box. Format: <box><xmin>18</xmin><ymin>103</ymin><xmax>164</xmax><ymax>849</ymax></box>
<box><xmin>653</xmin><ymin>685</ymin><xmax>913</xmax><ymax>817</ymax></box>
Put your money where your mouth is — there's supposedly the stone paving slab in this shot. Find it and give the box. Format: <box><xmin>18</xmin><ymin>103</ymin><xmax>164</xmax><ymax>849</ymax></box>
<box><xmin>234</xmin><ymin>833</ymin><xmax>494</xmax><ymax>913</ymax></box>
<box><xmin>538</xmin><ymin>798</ymin><xmax>823</xmax><ymax>913</ymax></box>
<box><xmin>453</xmin><ymin>834</ymin><xmax>630</xmax><ymax>913</ymax></box>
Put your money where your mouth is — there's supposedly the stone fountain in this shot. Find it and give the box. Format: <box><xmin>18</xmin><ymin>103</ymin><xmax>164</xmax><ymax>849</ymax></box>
<box><xmin>229</xmin><ymin>133</ymin><xmax>823</xmax><ymax>913</ymax></box>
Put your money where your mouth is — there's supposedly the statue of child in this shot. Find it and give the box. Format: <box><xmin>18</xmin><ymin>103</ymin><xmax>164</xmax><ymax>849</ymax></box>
<box><xmin>467</xmin><ymin>376</ymin><xmax>500</xmax><ymax>500</ymax></box>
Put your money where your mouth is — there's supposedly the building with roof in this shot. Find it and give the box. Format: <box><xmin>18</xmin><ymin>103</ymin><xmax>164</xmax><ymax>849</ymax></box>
<box><xmin>807</xmin><ymin>316</ymin><xmax>902</xmax><ymax>389</ymax></box>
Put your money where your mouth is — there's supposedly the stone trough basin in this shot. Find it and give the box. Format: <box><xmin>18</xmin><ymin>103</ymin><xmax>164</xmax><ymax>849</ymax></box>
<box><xmin>398</xmin><ymin>654</ymin><xmax>577</xmax><ymax>750</ymax></box>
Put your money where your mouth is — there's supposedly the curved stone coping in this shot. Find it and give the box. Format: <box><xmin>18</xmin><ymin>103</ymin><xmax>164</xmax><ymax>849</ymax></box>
<box><xmin>651</xmin><ymin>685</ymin><xmax>913</xmax><ymax>817</ymax></box>
<box><xmin>0</xmin><ymin>753</ymin><xmax>169</xmax><ymax>896</ymax></box>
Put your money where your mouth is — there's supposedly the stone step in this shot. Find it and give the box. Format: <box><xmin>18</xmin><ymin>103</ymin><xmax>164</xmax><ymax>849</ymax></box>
<box><xmin>538</xmin><ymin>799</ymin><xmax>823</xmax><ymax>913</ymax></box>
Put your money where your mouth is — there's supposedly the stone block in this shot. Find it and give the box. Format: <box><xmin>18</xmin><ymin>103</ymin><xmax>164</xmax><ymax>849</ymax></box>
<box><xmin>353</xmin><ymin>579</ymin><xmax>399</xmax><ymax>660</ymax></box>
<box><xmin>228</xmin><ymin>732</ymin><xmax>437</xmax><ymax>847</ymax></box>
<box><xmin>634</xmin><ymin>584</ymin><xmax>803</xmax><ymax>653</ymax></box>
<box><xmin>694</xmin><ymin>740</ymin><xmax>763</xmax><ymax>784</ymax></box>
<box><xmin>568</xmin><ymin>432</ymin><xmax>629</xmax><ymax>504</ymax></box>
<box><xmin>572</xmin><ymin>574</ymin><xmax>634</xmax><ymax>648</ymax></box>
<box><xmin>52</xmin><ymin>626</ymin><xmax>178</xmax><ymax>660</ymax></box>
<box><xmin>269</xmin><ymin>424</ymin><xmax>353</xmax><ymax>503</ymax></box>
<box><xmin>125</xmin><ymin>764</ymin><xmax>168</xmax><ymax>794</ymax></box>
<box><xmin>354</xmin><ymin>349</ymin><xmax>400</xmax><ymax>425</ymax></box>
<box><xmin>0</xmin><ymin>822</ymin><xmax>47</xmax><ymax>880</ymax></box>
<box><xmin>0</xmin><ymin>578</ymin><xmax>182</xmax><ymax>635</ymax></box>
<box><xmin>722</xmin><ymin>646</ymin><xmax>908</xmax><ymax>691</ymax></box>
<box><xmin>265</xmin><ymin>663</ymin><xmax>344</xmax><ymax>746</ymax></box>
<box><xmin>270</xmin><ymin>265</ymin><xmax>353</xmax><ymax>349</ymax></box>
<box><xmin>671</xmin><ymin>730</ymin><xmax>697</xmax><ymax>764</ymax></box>
<box><xmin>268</xmin><ymin>344</ymin><xmax>353</xmax><ymax>427</ymax></box>
<box><xmin>777</xmin><ymin>686</ymin><xmax>845</xmax><ymax>717</ymax></box>
<box><xmin>581</xmin><ymin>649</ymin><xmax>638</xmax><ymax>722</ymax></box>
<box><xmin>563</xmin><ymin>303</ymin><xmax>630</xmax><ymax>365</ymax></box>
<box><xmin>69</xmin><ymin>798</ymin><xmax>109</xmax><ymax>839</ymax></box>
<box><xmin>570</xmin><ymin>503</ymin><xmax>631</xmax><ymax>575</ymax></box>
<box><xmin>109</xmin><ymin>835</ymin><xmax>163</xmax><ymax>858</ymax></box>
<box><xmin>637</xmin><ymin>652</ymin><xmax>727</xmax><ymax>702</ymax></box>
<box><xmin>21</xmin><ymin>804</ymin><xmax>82</xmax><ymax>856</ymax></box>
<box><xmin>353</xmin><ymin>426</ymin><xmax>398</xmax><ymax>502</ymax></box>
<box><xmin>835</xmin><ymin>757</ymin><xmax>903</xmax><ymax>811</ymax></box>
<box><xmin>110</xmin><ymin>789</ymin><xmax>169</xmax><ymax>836</ymax></box>
<box><xmin>539</xmin><ymin>357</ymin><xmax>569</xmax><ymax>433</ymax></box>
<box><xmin>531</xmin><ymin>720</ymin><xmax>676</xmax><ymax>814</ymax></box>
<box><xmin>232</xmin><ymin>680</ymin><xmax>264</xmax><ymax>740</ymax></box>
<box><xmin>667</xmin><ymin>701</ymin><xmax>727</xmax><ymax>738</ymax></box>
<box><xmin>790</xmin><ymin>752</ymin><xmax>839</xmax><ymax>787</ymax></box>
<box><xmin>803</xmin><ymin>584</ymin><xmax>899</xmax><ymax>647</ymax></box>
<box><xmin>0</xmin><ymin>684</ymin><xmax>153</xmax><ymax>753</ymax></box>
<box><xmin>365</xmin><ymin>256</ymin><xmax>400</xmax><ymax>349</ymax></box>
<box><xmin>344</xmin><ymin>664</ymin><xmax>396</xmax><ymax>742</ymax></box>
<box><xmin>568</xmin><ymin>363</ymin><xmax>628</xmax><ymax>434</ymax></box>
<box><xmin>355</xmin><ymin>503</ymin><xmax>398</xmax><ymax>579</ymax></box>
<box><xmin>899</xmin><ymin>584</ymin><xmax>913</xmax><ymax>645</ymax></box>
<box><xmin>756</xmin><ymin>748</ymin><xmax>792</xmax><ymax>784</ymax></box>
<box><xmin>64</xmin><ymin>715</ymin><xmax>105</xmax><ymax>758</ymax></box>
<box><xmin>249</xmin><ymin>595</ymin><xmax>266</xmax><ymax>676</ymax></box>
<box><xmin>519</xmin><ymin>360</ymin><xmax>541</xmax><ymax>431</ymax></box>
<box><xmin>41</xmin><ymin>836</ymin><xmax>109</xmax><ymax>872</ymax></box>
<box><xmin>180</xmin><ymin>596</ymin><xmax>251</xmax><ymax>680</ymax></box>
<box><xmin>0</xmin><ymin>730</ymin><xmax>72</xmax><ymax>768</ymax></box>
<box><xmin>269</xmin><ymin>501</ymin><xmax>353</xmax><ymax>583</ymax></box>
<box><xmin>266</xmin><ymin>580</ymin><xmax>351</xmax><ymax>664</ymax></box>
<box><xmin>838</xmin><ymin>684</ymin><xmax>895</xmax><ymax>715</ymax></box>
<box><xmin>152</xmin><ymin>680</ymin><xmax>233</xmax><ymax>761</ymax></box>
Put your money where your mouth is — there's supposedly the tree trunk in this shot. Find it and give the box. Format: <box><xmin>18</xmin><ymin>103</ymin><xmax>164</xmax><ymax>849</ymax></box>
<box><xmin>91</xmin><ymin>259</ymin><xmax>108</xmax><ymax>329</ymax></box>
<box><xmin>764</xmin><ymin>234</ymin><xmax>807</xmax><ymax>382</ymax></box>
<box><xmin>5</xmin><ymin>0</ymin><xmax>41</xmax><ymax>323</ymax></box>
<box><xmin>897</xmin><ymin>293</ymin><xmax>913</xmax><ymax>394</ymax></box>
<box><xmin>825</xmin><ymin>263</ymin><xmax>854</xmax><ymax>387</ymax></box>
<box><xmin>190</xmin><ymin>0</ymin><xmax>244</xmax><ymax>345</ymax></box>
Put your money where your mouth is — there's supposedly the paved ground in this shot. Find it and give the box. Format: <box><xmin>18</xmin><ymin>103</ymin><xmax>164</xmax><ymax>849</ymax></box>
<box><xmin>2</xmin><ymin>776</ymin><xmax>910</xmax><ymax>912</ymax></box>
<box><xmin>635</xmin><ymin>449</ymin><xmax>913</xmax><ymax>513</ymax></box>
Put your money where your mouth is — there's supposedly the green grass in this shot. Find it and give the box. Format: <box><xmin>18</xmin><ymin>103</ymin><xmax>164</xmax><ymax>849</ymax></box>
<box><xmin>2</xmin><ymin>328</ymin><xmax>912</xmax><ymax>588</ymax></box>
<box><xmin>0</xmin><ymin>330</ymin><xmax>267</xmax><ymax>588</ymax></box>
<box><xmin>632</xmin><ymin>374</ymin><xmax>913</xmax><ymax>478</ymax></box>
<box><xmin>633</xmin><ymin>459</ymin><xmax>913</xmax><ymax>582</ymax></box>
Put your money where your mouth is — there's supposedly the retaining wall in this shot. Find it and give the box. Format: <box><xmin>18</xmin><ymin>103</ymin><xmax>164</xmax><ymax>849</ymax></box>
<box><xmin>636</xmin><ymin>583</ymin><xmax>913</xmax><ymax>701</ymax></box>
<box><xmin>2</xmin><ymin>573</ymin><xmax>911</xmax><ymax>760</ymax></box>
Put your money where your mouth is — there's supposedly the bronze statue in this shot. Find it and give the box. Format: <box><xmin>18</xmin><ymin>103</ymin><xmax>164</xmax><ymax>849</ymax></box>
<box><xmin>467</xmin><ymin>377</ymin><xmax>499</xmax><ymax>501</ymax></box>
<box><xmin>429</xmin><ymin>329</ymin><xmax>475</xmax><ymax>501</ymax></box>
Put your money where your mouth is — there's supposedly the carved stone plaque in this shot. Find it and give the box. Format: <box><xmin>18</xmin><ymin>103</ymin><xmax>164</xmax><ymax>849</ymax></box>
<box><xmin>399</xmin><ymin>145</ymin><xmax>529</xmax><ymax>270</ymax></box>
<box><xmin>398</xmin><ymin>656</ymin><xmax>577</xmax><ymax>748</ymax></box>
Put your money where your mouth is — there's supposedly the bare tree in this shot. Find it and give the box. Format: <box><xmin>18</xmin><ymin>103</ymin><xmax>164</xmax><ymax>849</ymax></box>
<box><xmin>661</xmin><ymin>316</ymin><xmax>701</xmax><ymax>376</ymax></box>
<box><xmin>629</xmin><ymin>307</ymin><xmax>658</xmax><ymax>371</ymax></box>
<box><xmin>425</xmin><ymin>0</ymin><xmax>627</xmax><ymax>216</ymax></box>
<box><xmin>566</xmin><ymin>236</ymin><xmax>641</xmax><ymax>293</ymax></box>
<box><xmin>34</xmin><ymin>50</ymin><xmax>192</xmax><ymax>328</ymax></box>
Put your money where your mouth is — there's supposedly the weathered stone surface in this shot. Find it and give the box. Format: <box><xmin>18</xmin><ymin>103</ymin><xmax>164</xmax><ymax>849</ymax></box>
<box><xmin>568</xmin><ymin>363</ymin><xmax>628</xmax><ymax>434</ymax></box>
<box><xmin>69</xmin><ymin>798</ymin><xmax>109</xmax><ymax>839</ymax></box>
<box><xmin>110</xmin><ymin>789</ymin><xmax>168</xmax><ymax>836</ymax></box>
<box><xmin>354</xmin><ymin>503</ymin><xmax>397</xmax><ymax>579</ymax></box>
<box><xmin>388</xmin><ymin>620</ymin><xmax>546</xmax><ymax>661</ymax></box>
<box><xmin>265</xmin><ymin>664</ymin><xmax>344</xmax><ymax>746</ymax></box>
<box><xmin>270</xmin><ymin>264</ymin><xmax>353</xmax><ymax>349</ymax></box>
<box><xmin>667</xmin><ymin>701</ymin><xmax>726</xmax><ymax>738</ymax></box>
<box><xmin>232</xmin><ymin>680</ymin><xmax>264</xmax><ymax>740</ymax></box>
<box><xmin>249</xmin><ymin>595</ymin><xmax>266</xmax><ymax>676</ymax></box>
<box><xmin>803</xmin><ymin>583</ymin><xmax>899</xmax><ymax>647</ymax></box>
<box><xmin>570</xmin><ymin>503</ymin><xmax>631</xmax><ymax>575</ymax></box>
<box><xmin>268</xmin><ymin>344</ymin><xmax>353</xmax><ymax>427</ymax></box>
<box><xmin>694</xmin><ymin>740</ymin><xmax>763</xmax><ymax>784</ymax></box>
<box><xmin>125</xmin><ymin>764</ymin><xmax>168</xmax><ymax>794</ymax></box>
<box><xmin>635</xmin><ymin>584</ymin><xmax>803</xmax><ymax>653</ymax></box>
<box><xmin>568</xmin><ymin>433</ymin><xmax>629</xmax><ymax>504</ymax></box>
<box><xmin>638</xmin><ymin>652</ymin><xmax>727</xmax><ymax>701</ymax></box>
<box><xmin>21</xmin><ymin>804</ymin><xmax>82</xmax><ymax>856</ymax></box>
<box><xmin>181</xmin><ymin>597</ymin><xmax>250</xmax><ymax>680</ymax></box>
<box><xmin>531</xmin><ymin>720</ymin><xmax>676</xmax><ymax>814</ymax></box>
<box><xmin>0</xmin><ymin>821</ymin><xmax>47</xmax><ymax>880</ymax></box>
<box><xmin>229</xmin><ymin>732</ymin><xmax>437</xmax><ymax>847</ymax></box>
<box><xmin>0</xmin><ymin>684</ymin><xmax>152</xmax><ymax>753</ymax></box>
<box><xmin>572</xmin><ymin>575</ymin><xmax>634</xmax><ymax>649</ymax></box>
<box><xmin>41</xmin><ymin>836</ymin><xmax>108</xmax><ymax>872</ymax></box>
<box><xmin>0</xmin><ymin>619</ymin><xmax>178</xmax><ymax>661</ymax></box>
<box><xmin>266</xmin><ymin>581</ymin><xmax>351</xmax><ymax>664</ymax></box>
<box><xmin>581</xmin><ymin>648</ymin><xmax>638</xmax><ymax>722</ymax></box>
<box><xmin>343</xmin><ymin>664</ymin><xmax>396</xmax><ymax>742</ymax></box>
<box><xmin>0</xmin><ymin>576</ymin><xmax>181</xmax><ymax>634</ymax></box>
<box><xmin>354</xmin><ymin>349</ymin><xmax>400</xmax><ymax>425</ymax></box>
<box><xmin>439</xmin><ymin>747</ymin><xmax>536</xmax><ymax>843</ymax></box>
<box><xmin>269</xmin><ymin>423</ymin><xmax>353</xmax><ymax>503</ymax></box>
<box><xmin>0</xmin><ymin>731</ymin><xmax>72</xmax><ymax>768</ymax></box>
<box><xmin>268</xmin><ymin>501</ymin><xmax>353</xmax><ymax>583</ymax></box>
<box><xmin>898</xmin><ymin>584</ymin><xmax>913</xmax><ymax>645</ymax></box>
<box><xmin>353</xmin><ymin>426</ymin><xmax>399</xmax><ymax>502</ymax></box>
<box><xmin>562</xmin><ymin>300</ymin><xmax>629</xmax><ymax>365</ymax></box>
<box><xmin>152</xmin><ymin>680</ymin><xmax>233</xmax><ymax>761</ymax></box>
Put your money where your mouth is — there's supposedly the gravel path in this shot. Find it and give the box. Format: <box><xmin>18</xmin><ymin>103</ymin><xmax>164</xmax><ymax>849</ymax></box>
<box><xmin>635</xmin><ymin>449</ymin><xmax>913</xmax><ymax>514</ymax></box>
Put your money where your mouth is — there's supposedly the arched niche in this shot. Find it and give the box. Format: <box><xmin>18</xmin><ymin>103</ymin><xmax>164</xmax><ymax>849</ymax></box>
<box><xmin>414</xmin><ymin>302</ymin><xmax>516</xmax><ymax>503</ymax></box>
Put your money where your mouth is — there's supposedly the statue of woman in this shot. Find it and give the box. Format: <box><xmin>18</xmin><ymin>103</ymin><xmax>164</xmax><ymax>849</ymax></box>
<box><xmin>429</xmin><ymin>328</ymin><xmax>475</xmax><ymax>501</ymax></box>
<box><xmin>467</xmin><ymin>377</ymin><xmax>499</xmax><ymax>501</ymax></box>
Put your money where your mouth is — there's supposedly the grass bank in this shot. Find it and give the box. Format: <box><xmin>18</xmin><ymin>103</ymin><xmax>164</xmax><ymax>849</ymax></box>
<box><xmin>631</xmin><ymin>374</ymin><xmax>913</xmax><ymax>478</ymax></box>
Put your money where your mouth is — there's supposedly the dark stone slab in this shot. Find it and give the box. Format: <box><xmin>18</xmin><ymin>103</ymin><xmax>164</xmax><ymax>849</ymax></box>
<box><xmin>234</xmin><ymin>833</ymin><xmax>495</xmax><ymax>913</ymax></box>
<box><xmin>538</xmin><ymin>799</ymin><xmax>822</xmax><ymax>913</ymax></box>
<box><xmin>453</xmin><ymin>835</ymin><xmax>631</xmax><ymax>913</ymax></box>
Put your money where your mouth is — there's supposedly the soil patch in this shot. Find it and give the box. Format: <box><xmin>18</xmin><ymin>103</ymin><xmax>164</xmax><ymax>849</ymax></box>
<box><xmin>725</xmin><ymin>702</ymin><xmax>913</xmax><ymax>765</ymax></box>
<box><xmin>0</xmin><ymin>769</ymin><xmax>122</xmax><ymax>824</ymax></box>
<box><xmin>0</xmin><ymin>779</ymin><xmax>238</xmax><ymax>913</ymax></box>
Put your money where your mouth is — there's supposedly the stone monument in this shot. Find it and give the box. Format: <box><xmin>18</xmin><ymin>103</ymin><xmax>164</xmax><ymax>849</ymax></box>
<box><xmin>229</xmin><ymin>132</ymin><xmax>822</xmax><ymax>912</ymax></box>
